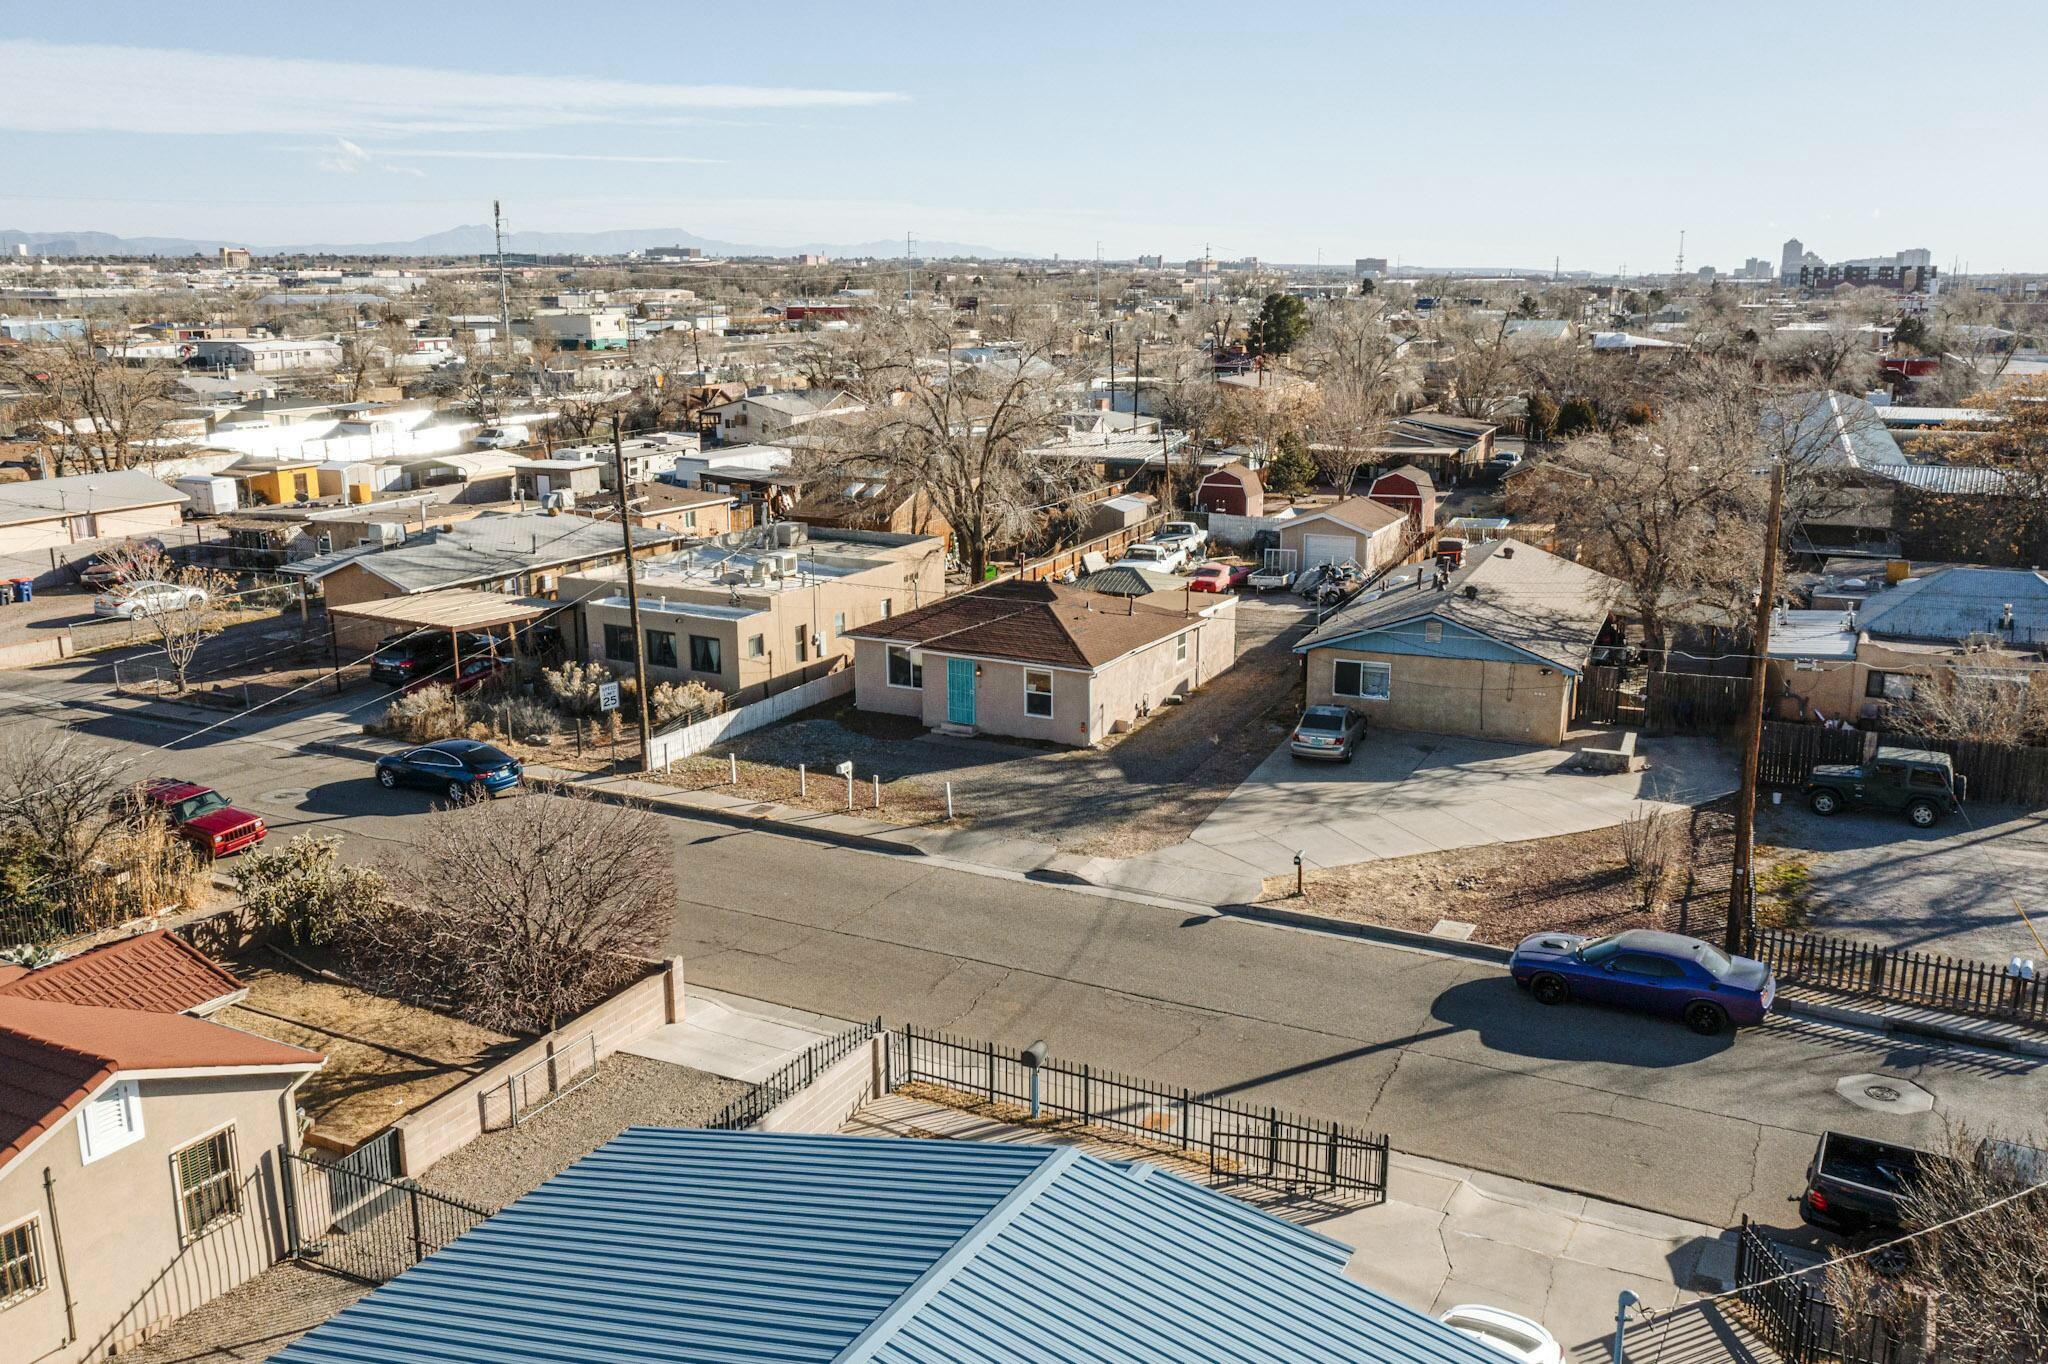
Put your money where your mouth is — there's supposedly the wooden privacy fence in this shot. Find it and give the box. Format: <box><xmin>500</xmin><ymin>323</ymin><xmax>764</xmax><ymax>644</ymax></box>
<box><xmin>1758</xmin><ymin>722</ymin><xmax>2048</xmax><ymax>806</ymax></box>
<box><xmin>1748</xmin><ymin>927</ymin><xmax>2047</xmax><ymax>1028</ymax></box>
<box><xmin>1644</xmin><ymin>669</ymin><xmax>1750</xmax><ymax>734</ymax></box>
<box><xmin>1010</xmin><ymin>515</ymin><xmax>1166</xmax><ymax>583</ymax></box>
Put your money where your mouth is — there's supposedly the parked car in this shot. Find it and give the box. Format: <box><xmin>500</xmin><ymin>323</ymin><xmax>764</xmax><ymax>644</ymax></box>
<box><xmin>71</xmin><ymin>537</ymin><xmax>167</xmax><ymax>588</ymax></box>
<box><xmin>92</xmin><ymin>581</ymin><xmax>208</xmax><ymax>620</ymax></box>
<box><xmin>1150</xmin><ymin>521</ymin><xmax>1209</xmax><ymax>557</ymax></box>
<box><xmin>403</xmin><ymin>652</ymin><xmax>511</xmax><ymax>697</ymax></box>
<box><xmin>374</xmin><ymin>739</ymin><xmax>525</xmax><ymax>801</ymax></box>
<box><xmin>1799</xmin><ymin>1131</ymin><xmax>1933</xmax><ymax>1240</ymax></box>
<box><xmin>120</xmin><ymin>778</ymin><xmax>267</xmax><ymax>859</ymax></box>
<box><xmin>1186</xmin><ymin>563</ymin><xmax>1250</xmax><ymax>593</ymax></box>
<box><xmin>369</xmin><ymin>631</ymin><xmax>496</xmax><ymax>687</ymax></box>
<box><xmin>1438</xmin><ymin>1305</ymin><xmax>1562</xmax><ymax>1364</ymax></box>
<box><xmin>1508</xmin><ymin>928</ymin><xmax>1776</xmax><ymax>1036</ymax></box>
<box><xmin>1108</xmin><ymin>541</ymin><xmax>1188</xmax><ymax>574</ymax></box>
<box><xmin>1805</xmin><ymin>747</ymin><xmax>1963</xmax><ymax>828</ymax></box>
<box><xmin>1290</xmin><ymin>704</ymin><xmax>1367</xmax><ymax>762</ymax></box>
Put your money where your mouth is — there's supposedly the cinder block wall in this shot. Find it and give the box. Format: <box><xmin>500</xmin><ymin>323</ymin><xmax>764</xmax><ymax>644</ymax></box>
<box><xmin>752</xmin><ymin>1035</ymin><xmax>888</xmax><ymax>1135</ymax></box>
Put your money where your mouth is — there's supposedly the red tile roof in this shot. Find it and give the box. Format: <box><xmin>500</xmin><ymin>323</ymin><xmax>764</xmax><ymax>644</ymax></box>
<box><xmin>0</xmin><ymin>930</ymin><xmax>245</xmax><ymax>1014</ymax></box>
<box><xmin>844</xmin><ymin>579</ymin><xmax>1204</xmax><ymax>670</ymax></box>
<box><xmin>0</xmin><ymin>989</ymin><xmax>321</xmax><ymax>1175</ymax></box>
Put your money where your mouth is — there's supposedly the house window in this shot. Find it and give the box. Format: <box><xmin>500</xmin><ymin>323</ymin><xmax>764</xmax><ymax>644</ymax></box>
<box><xmin>747</xmin><ymin>634</ymin><xmax>765</xmax><ymax>659</ymax></box>
<box><xmin>688</xmin><ymin>635</ymin><xmax>722</xmax><ymax>674</ymax></box>
<box><xmin>1333</xmin><ymin>659</ymin><xmax>1392</xmax><ymax>701</ymax></box>
<box><xmin>1864</xmin><ymin>671</ymin><xmax>1913</xmax><ymax>701</ymax></box>
<box><xmin>1024</xmin><ymin>670</ymin><xmax>1054</xmax><ymax>718</ymax></box>
<box><xmin>880</xmin><ymin>598</ymin><xmax>894</xmax><ymax>620</ymax></box>
<box><xmin>1175</xmin><ymin>634</ymin><xmax>1189</xmax><ymax>664</ymax></box>
<box><xmin>887</xmin><ymin>645</ymin><xmax>923</xmax><ymax>689</ymax></box>
<box><xmin>645</xmin><ymin>629</ymin><xmax>678</xmax><ymax>670</ymax></box>
<box><xmin>173</xmin><ymin>1127</ymin><xmax>240</xmax><ymax>1242</ymax></box>
<box><xmin>603</xmin><ymin>624</ymin><xmax>634</xmax><ymax>663</ymax></box>
<box><xmin>0</xmin><ymin>1218</ymin><xmax>44</xmax><ymax>1309</ymax></box>
<box><xmin>77</xmin><ymin>1079</ymin><xmax>143</xmax><ymax>1164</ymax></box>
<box><xmin>683</xmin><ymin>510</ymin><xmax>698</xmax><ymax>529</ymax></box>
<box><xmin>795</xmin><ymin>625</ymin><xmax>809</xmax><ymax>663</ymax></box>
<box><xmin>832</xmin><ymin>612</ymin><xmax>846</xmax><ymax>639</ymax></box>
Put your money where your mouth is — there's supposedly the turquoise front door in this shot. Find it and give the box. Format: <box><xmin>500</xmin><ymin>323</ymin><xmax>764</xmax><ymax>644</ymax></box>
<box><xmin>946</xmin><ymin>657</ymin><xmax>977</xmax><ymax>726</ymax></box>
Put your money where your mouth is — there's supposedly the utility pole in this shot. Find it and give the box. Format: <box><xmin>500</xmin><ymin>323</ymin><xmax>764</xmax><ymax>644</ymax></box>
<box><xmin>1727</xmin><ymin>461</ymin><xmax>1786</xmax><ymax>954</ymax></box>
<box><xmin>613</xmin><ymin>418</ymin><xmax>653</xmax><ymax>773</ymax></box>
<box><xmin>493</xmin><ymin>200</ymin><xmax>513</xmax><ymax>365</ymax></box>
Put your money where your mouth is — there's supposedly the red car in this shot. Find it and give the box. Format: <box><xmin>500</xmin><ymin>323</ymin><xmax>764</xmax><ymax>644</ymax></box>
<box><xmin>400</xmin><ymin>652</ymin><xmax>510</xmax><ymax>697</ymax></box>
<box><xmin>127</xmin><ymin>779</ymin><xmax>268</xmax><ymax>859</ymax></box>
<box><xmin>1187</xmin><ymin>563</ymin><xmax>1252</xmax><ymax>593</ymax></box>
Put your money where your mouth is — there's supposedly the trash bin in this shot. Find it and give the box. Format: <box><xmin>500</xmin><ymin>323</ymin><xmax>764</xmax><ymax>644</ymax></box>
<box><xmin>9</xmin><ymin>579</ymin><xmax>30</xmax><ymax>604</ymax></box>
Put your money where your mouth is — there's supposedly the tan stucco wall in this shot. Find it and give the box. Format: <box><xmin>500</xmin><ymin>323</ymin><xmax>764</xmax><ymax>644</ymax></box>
<box><xmin>0</xmin><ymin>1072</ymin><xmax>301</xmax><ymax>1362</ymax></box>
<box><xmin>0</xmin><ymin>503</ymin><xmax>183</xmax><ymax>558</ymax></box>
<box><xmin>852</xmin><ymin>637</ymin><xmax>925</xmax><ymax>719</ymax></box>
<box><xmin>916</xmin><ymin>655</ymin><xmax>1094</xmax><ymax>745</ymax></box>
<box><xmin>1768</xmin><ymin>636</ymin><xmax>1988</xmax><ymax>725</ymax></box>
<box><xmin>1305</xmin><ymin>647</ymin><xmax>1572</xmax><ymax>745</ymax></box>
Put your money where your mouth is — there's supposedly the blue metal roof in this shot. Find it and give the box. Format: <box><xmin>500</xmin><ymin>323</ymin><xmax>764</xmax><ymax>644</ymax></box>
<box><xmin>271</xmin><ymin>1129</ymin><xmax>1504</xmax><ymax>1364</ymax></box>
<box><xmin>1857</xmin><ymin>566</ymin><xmax>2048</xmax><ymax>642</ymax></box>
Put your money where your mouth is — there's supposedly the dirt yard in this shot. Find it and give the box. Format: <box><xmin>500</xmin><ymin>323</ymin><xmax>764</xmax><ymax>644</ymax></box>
<box><xmin>216</xmin><ymin>951</ymin><xmax>524</xmax><ymax>1148</ymax></box>
<box><xmin>1267</xmin><ymin>800</ymin><xmax>1810</xmax><ymax>948</ymax></box>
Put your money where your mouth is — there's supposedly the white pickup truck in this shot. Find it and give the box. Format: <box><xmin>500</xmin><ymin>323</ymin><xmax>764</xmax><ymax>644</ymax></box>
<box><xmin>1109</xmin><ymin>542</ymin><xmax>1189</xmax><ymax>574</ymax></box>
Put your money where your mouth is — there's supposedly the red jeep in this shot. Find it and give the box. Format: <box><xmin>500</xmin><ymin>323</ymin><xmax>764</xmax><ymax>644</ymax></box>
<box><xmin>127</xmin><ymin>779</ymin><xmax>268</xmax><ymax>859</ymax></box>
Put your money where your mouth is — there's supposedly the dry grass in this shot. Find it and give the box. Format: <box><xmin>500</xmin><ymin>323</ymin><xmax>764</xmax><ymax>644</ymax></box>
<box><xmin>216</xmin><ymin>951</ymin><xmax>522</xmax><ymax>1147</ymax></box>
<box><xmin>1266</xmin><ymin>800</ymin><xmax>1794</xmax><ymax>948</ymax></box>
<box><xmin>655</xmin><ymin>752</ymin><xmax>963</xmax><ymax>826</ymax></box>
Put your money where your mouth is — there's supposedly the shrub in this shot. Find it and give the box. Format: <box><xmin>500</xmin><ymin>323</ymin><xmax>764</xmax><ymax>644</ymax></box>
<box><xmin>232</xmin><ymin>834</ymin><xmax>387</xmax><ymax>947</ymax></box>
<box><xmin>541</xmin><ymin>660</ymin><xmax>617</xmax><ymax>717</ymax></box>
<box><xmin>376</xmin><ymin>684</ymin><xmax>470</xmax><ymax>742</ymax></box>
<box><xmin>492</xmin><ymin>696</ymin><xmax>559</xmax><ymax>741</ymax></box>
<box><xmin>649</xmin><ymin>680</ymin><xmax>722</xmax><ymax>727</ymax></box>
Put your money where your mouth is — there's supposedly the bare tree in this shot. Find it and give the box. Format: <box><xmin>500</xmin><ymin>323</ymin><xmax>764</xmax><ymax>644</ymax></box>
<box><xmin>1950</xmin><ymin>375</ymin><xmax>2048</xmax><ymax>565</ymax></box>
<box><xmin>374</xmin><ymin>791</ymin><xmax>672</xmax><ymax>1033</ymax></box>
<box><xmin>802</xmin><ymin>312</ymin><xmax>1083</xmax><ymax>579</ymax></box>
<box><xmin>1509</xmin><ymin>385</ymin><xmax>1769</xmax><ymax>666</ymax></box>
<box><xmin>0</xmin><ymin>733</ymin><xmax>129</xmax><ymax>872</ymax></box>
<box><xmin>1893</xmin><ymin>639</ymin><xmax>2048</xmax><ymax>745</ymax></box>
<box><xmin>98</xmin><ymin>542</ymin><xmax>236</xmax><ymax>692</ymax></box>
<box><xmin>1433</xmin><ymin>309</ymin><xmax>1520</xmax><ymax>419</ymax></box>
<box><xmin>0</xmin><ymin>322</ymin><xmax>189</xmax><ymax>475</ymax></box>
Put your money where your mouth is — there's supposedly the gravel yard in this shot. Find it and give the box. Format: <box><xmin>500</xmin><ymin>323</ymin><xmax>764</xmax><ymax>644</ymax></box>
<box><xmin>114</xmin><ymin>1053</ymin><xmax>746</xmax><ymax>1363</ymax></box>
<box><xmin>673</xmin><ymin>596</ymin><xmax>1316</xmax><ymax>856</ymax></box>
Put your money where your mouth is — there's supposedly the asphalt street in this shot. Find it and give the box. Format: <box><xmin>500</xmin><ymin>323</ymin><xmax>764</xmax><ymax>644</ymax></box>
<box><xmin>7</xmin><ymin>673</ymin><xmax>2045</xmax><ymax>1229</ymax></box>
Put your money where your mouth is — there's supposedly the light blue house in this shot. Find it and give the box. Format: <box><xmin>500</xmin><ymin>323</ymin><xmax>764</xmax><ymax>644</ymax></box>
<box><xmin>270</xmin><ymin>1128</ymin><xmax>1507</xmax><ymax>1364</ymax></box>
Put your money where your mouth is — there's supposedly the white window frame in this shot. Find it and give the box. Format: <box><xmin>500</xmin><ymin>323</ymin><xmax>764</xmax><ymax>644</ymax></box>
<box><xmin>746</xmin><ymin>633</ymin><xmax>765</xmax><ymax>659</ymax></box>
<box><xmin>1333</xmin><ymin>658</ymin><xmax>1392</xmax><ymax>701</ymax></box>
<box><xmin>171</xmin><ymin>1122</ymin><xmax>241</xmax><ymax>1244</ymax></box>
<box><xmin>1024</xmin><ymin>669</ymin><xmax>1054</xmax><ymax>718</ymax></box>
<box><xmin>77</xmin><ymin>1078</ymin><xmax>144</xmax><ymax>1165</ymax></box>
<box><xmin>886</xmin><ymin>645</ymin><xmax>924</xmax><ymax>689</ymax></box>
<box><xmin>1175</xmin><ymin>634</ymin><xmax>1189</xmax><ymax>664</ymax></box>
<box><xmin>0</xmin><ymin>1215</ymin><xmax>45</xmax><ymax>1311</ymax></box>
<box><xmin>880</xmin><ymin>598</ymin><xmax>894</xmax><ymax>620</ymax></box>
<box><xmin>832</xmin><ymin>611</ymin><xmax>846</xmax><ymax>639</ymax></box>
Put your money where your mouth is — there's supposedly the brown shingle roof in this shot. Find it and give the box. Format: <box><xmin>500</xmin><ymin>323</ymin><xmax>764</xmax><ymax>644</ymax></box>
<box><xmin>1293</xmin><ymin>497</ymin><xmax>1407</xmax><ymax>535</ymax></box>
<box><xmin>0</xmin><ymin>931</ymin><xmax>245</xmax><ymax>1015</ymax></box>
<box><xmin>846</xmin><ymin>580</ymin><xmax>1200</xmax><ymax>670</ymax></box>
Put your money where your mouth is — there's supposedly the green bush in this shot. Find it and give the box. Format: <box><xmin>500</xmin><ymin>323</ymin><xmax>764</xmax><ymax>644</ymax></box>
<box><xmin>232</xmin><ymin>834</ymin><xmax>387</xmax><ymax>947</ymax></box>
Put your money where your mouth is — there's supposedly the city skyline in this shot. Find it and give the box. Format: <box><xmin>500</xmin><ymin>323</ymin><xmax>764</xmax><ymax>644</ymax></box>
<box><xmin>1</xmin><ymin>1</ymin><xmax>2042</xmax><ymax>272</ymax></box>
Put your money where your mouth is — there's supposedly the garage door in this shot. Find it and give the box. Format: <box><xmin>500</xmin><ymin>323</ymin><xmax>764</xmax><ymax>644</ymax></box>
<box><xmin>1301</xmin><ymin>533</ymin><xmax>1357</xmax><ymax>570</ymax></box>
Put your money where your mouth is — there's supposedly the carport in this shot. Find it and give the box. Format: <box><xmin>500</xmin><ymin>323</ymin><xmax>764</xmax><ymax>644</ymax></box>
<box><xmin>326</xmin><ymin>588</ymin><xmax>556</xmax><ymax>687</ymax></box>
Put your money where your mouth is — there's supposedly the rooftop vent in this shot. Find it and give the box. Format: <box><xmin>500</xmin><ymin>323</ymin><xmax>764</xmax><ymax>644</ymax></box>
<box><xmin>1499</xmin><ymin>545</ymin><xmax>1514</xmax><ymax>558</ymax></box>
<box><xmin>1462</xmin><ymin>584</ymin><xmax>1479</xmax><ymax>600</ymax></box>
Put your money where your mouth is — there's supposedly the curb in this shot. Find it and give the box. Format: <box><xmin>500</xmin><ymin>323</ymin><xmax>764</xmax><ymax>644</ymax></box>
<box><xmin>1217</xmin><ymin>900</ymin><xmax>1516</xmax><ymax>965</ymax></box>
<box><xmin>1777</xmin><ymin>994</ymin><xmax>2048</xmax><ymax>1059</ymax></box>
<box><xmin>523</xmin><ymin>773</ymin><xmax>922</xmax><ymax>859</ymax></box>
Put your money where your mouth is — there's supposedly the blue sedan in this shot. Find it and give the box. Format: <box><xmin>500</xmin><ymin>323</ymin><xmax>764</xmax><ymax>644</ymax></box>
<box><xmin>1508</xmin><ymin>929</ymin><xmax>1776</xmax><ymax>1036</ymax></box>
<box><xmin>374</xmin><ymin>739</ymin><xmax>524</xmax><ymax>802</ymax></box>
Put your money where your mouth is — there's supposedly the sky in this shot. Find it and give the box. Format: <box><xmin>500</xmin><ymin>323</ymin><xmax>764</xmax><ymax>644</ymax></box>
<box><xmin>1</xmin><ymin>1</ymin><xmax>2042</xmax><ymax>270</ymax></box>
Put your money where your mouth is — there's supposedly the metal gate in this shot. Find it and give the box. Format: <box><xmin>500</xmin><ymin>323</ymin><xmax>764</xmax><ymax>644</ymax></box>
<box><xmin>283</xmin><ymin>1142</ymin><xmax>488</xmax><ymax>1284</ymax></box>
<box><xmin>1734</xmin><ymin>1219</ymin><xmax>1916</xmax><ymax>1364</ymax></box>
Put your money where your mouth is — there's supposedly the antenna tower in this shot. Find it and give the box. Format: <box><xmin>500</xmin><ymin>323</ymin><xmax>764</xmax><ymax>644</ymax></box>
<box><xmin>493</xmin><ymin>200</ymin><xmax>512</xmax><ymax>363</ymax></box>
<box><xmin>1674</xmin><ymin>229</ymin><xmax>1685</xmax><ymax>278</ymax></box>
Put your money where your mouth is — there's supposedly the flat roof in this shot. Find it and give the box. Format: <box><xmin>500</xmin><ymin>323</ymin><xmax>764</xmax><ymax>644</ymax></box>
<box><xmin>326</xmin><ymin>588</ymin><xmax>555</xmax><ymax>631</ymax></box>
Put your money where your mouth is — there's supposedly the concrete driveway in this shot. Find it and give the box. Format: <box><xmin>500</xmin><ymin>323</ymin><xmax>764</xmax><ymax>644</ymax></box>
<box><xmin>1079</xmin><ymin>729</ymin><xmax>1738</xmax><ymax>903</ymax></box>
<box><xmin>1760</xmin><ymin>799</ymin><xmax>2048</xmax><ymax>962</ymax></box>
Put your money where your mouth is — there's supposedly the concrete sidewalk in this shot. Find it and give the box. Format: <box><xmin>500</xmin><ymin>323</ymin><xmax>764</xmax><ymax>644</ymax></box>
<box><xmin>847</xmin><ymin>1091</ymin><xmax>1761</xmax><ymax>1359</ymax></box>
<box><xmin>624</xmin><ymin>988</ymin><xmax>854</xmax><ymax>1083</ymax></box>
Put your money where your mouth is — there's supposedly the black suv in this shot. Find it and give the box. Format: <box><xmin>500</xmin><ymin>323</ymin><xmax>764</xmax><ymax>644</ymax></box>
<box><xmin>369</xmin><ymin>631</ymin><xmax>496</xmax><ymax>687</ymax></box>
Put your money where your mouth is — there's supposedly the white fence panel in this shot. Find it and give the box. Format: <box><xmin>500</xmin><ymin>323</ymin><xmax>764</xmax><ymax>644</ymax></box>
<box><xmin>646</xmin><ymin>669</ymin><xmax>853</xmax><ymax>768</ymax></box>
<box><xmin>1205</xmin><ymin>512</ymin><xmax>1297</xmax><ymax>548</ymax></box>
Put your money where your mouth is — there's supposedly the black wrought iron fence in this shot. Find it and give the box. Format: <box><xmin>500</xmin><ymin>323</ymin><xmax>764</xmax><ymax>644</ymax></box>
<box><xmin>1734</xmin><ymin>1219</ymin><xmax>1918</xmax><ymax>1364</ymax></box>
<box><xmin>894</xmin><ymin>1025</ymin><xmax>1388</xmax><ymax>1201</ymax></box>
<box><xmin>282</xmin><ymin>1144</ymin><xmax>489</xmax><ymax>1284</ymax></box>
<box><xmin>706</xmin><ymin>1018</ymin><xmax>882</xmax><ymax>1131</ymax></box>
<box><xmin>1749</xmin><ymin>927</ymin><xmax>2047</xmax><ymax>1028</ymax></box>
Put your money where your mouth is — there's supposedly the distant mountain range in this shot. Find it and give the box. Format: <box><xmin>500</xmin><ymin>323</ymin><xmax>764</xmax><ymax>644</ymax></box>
<box><xmin>0</xmin><ymin>224</ymin><xmax>1010</xmax><ymax>261</ymax></box>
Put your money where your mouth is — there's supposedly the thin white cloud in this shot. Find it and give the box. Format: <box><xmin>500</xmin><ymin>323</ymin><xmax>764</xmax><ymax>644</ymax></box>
<box><xmin>0</xmin><ymin>40</ymin><xmax>906</xmax><ymax>136</ymax></box>
<box><xmin>362</xmin><ymin>147</ymin><xmax>724</xmax><ymax>166</ymax></box>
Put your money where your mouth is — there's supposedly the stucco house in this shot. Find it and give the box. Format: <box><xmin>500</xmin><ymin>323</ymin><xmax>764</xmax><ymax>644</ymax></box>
<box><xmin>0</xmin><ymin>932</ymin><xmax>324</xmax><ymax>1361</ymax></box>
<box><xmin>0</xmin><ymin>469</ymin><xmax>187</xmax><ymax>565</ymax></box>
<box><xmin>1275</xmin><ymin>497</ymin><xmax>1410</xmax><ymax>576</ymax></box>
<box><xmin>1295</xmin><ymin>540</ymin><xmax>1622</xmax><ymax>745</ymax></box>
<box><xmin>846</xmin><ymin>579</ymin><xmax>1237</xmax><ymax>746</ymax></box>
